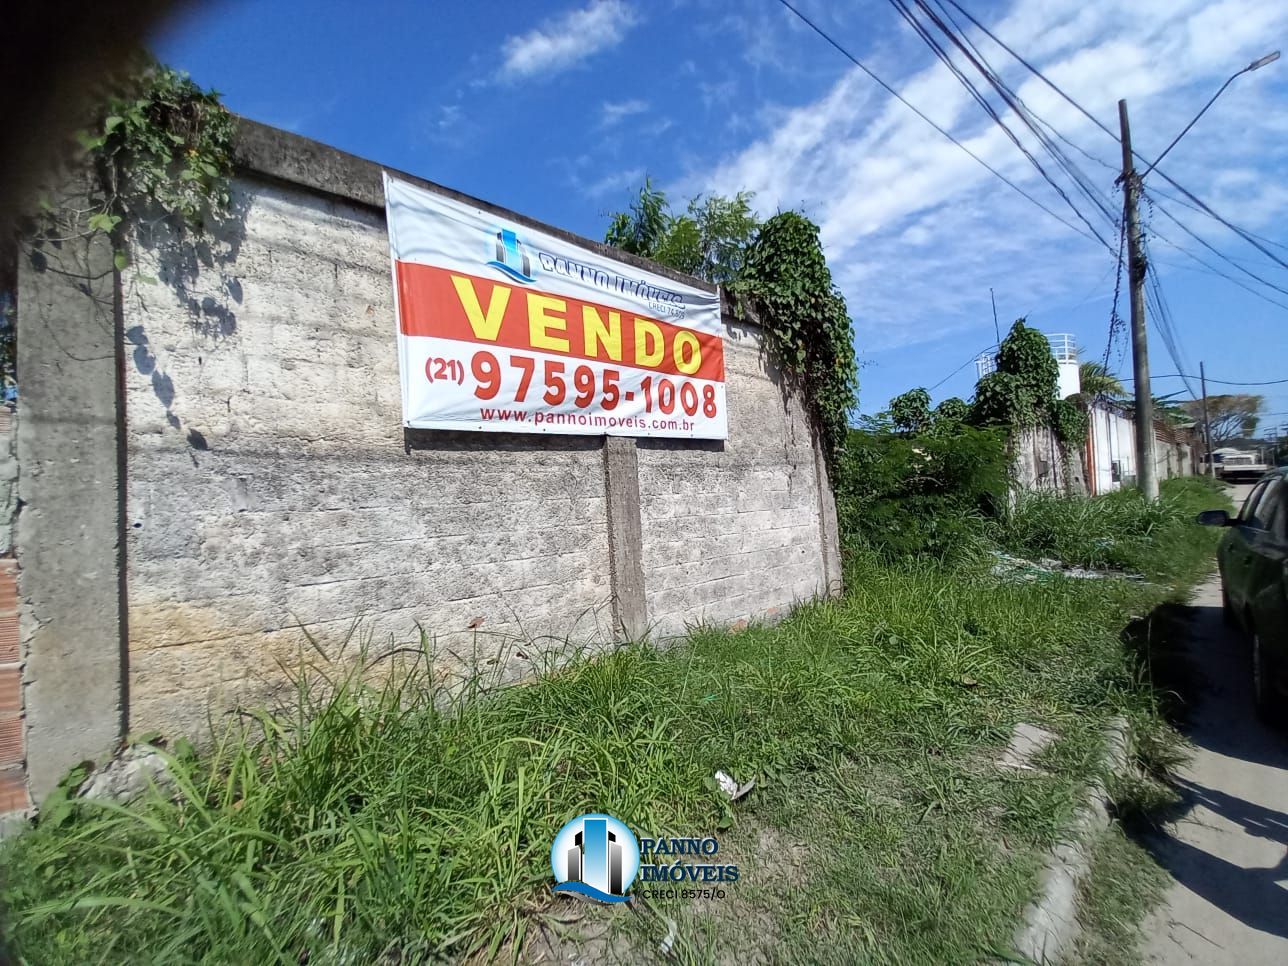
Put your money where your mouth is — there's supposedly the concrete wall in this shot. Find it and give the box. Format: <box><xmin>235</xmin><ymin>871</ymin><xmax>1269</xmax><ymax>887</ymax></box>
<box><xmin>1085</xmin><ymin>401</ymin><xmax>1193</xmax><ymax>496</ymax></box>
<box><xmin>1088</xmin><ymin>404</ymin><xmax>1136</xmax><ymax>495</ymax></box>
<box><xmin>1011</xmin><ymin>424</ymin><xmax>1086</xmax><ymax>496</ymax></box>
<box><xmin>12</xmin><ymin>120</ymin><xmax>841</xmax><ymax>802</ymax></box>
<box><xmin>636</xmin><ymin>317</ymin><xmax>836</xmax><ymax>635</ymax></box>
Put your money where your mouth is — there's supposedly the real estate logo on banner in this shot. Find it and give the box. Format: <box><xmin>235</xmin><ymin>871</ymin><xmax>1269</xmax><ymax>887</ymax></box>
<box><xmin>384</xmin><ymin>175</ymin><xmax>728</xmax><ymax>439</ymax></box>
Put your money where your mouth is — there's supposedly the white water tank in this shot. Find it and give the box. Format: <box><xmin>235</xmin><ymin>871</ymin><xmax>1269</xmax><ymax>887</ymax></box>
<box><xmin>1047</xmin><ymin>334</ymin><xmax>1080</xmax><ymax>398</ymax></box>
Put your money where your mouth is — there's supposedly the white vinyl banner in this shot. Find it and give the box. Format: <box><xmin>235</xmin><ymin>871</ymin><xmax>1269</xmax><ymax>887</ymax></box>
<box><xmin>384</xmin><ymin>174</ymin><xmax>727</xmax><ymax>439</ymax></box>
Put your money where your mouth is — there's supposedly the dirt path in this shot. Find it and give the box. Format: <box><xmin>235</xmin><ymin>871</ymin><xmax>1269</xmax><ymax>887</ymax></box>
<box><xmin>1141</xmin><ymin>569</ymin><xmax>1288</xmax><ymax>965</ymax></box>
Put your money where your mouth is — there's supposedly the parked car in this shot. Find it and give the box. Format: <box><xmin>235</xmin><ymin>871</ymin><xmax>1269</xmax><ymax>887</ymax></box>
<box><xmin>1198</xmin><ymin>468</ymin><xmax>1288</xmax><ymax>723</ymax></box>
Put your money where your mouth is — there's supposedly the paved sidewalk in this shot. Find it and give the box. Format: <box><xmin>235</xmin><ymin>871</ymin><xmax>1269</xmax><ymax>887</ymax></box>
<box><xmin>1142</xmin><ymin>574</ymin><xmax>1288</xmax><ymax>966</ymax></box>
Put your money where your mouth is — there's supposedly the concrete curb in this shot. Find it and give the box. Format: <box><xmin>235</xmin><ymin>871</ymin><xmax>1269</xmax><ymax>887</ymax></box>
<box><xmin>1010</xmin><ymin>716</ymin><xmax>1130</xmax><ymax>964</ymax></box>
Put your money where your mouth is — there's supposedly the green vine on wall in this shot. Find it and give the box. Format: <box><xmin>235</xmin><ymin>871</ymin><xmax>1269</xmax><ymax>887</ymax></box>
<box><xmin>28</xmin><ymin>58</ymin><xmax>234</xmax><ymax>272</ymax></box>
<box><xmin>732</xmin><ymin>212</ymin><xmax>858</xmax><ymax>473</ymax></box>
<box><xmin>971</xmin><ymin>318</ymin><xmax>1089</xmax><ymax>451</ymax></box>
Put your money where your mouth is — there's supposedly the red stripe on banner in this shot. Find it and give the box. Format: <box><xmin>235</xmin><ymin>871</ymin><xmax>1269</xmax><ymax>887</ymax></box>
<box><xmin>395</xmin><ymin>262</ymin><xmax>725</xmax><ymax>382</ymax></box>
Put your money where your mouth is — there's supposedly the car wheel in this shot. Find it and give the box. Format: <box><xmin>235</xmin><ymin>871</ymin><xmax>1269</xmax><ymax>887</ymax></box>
<box><xmin>1252</xmin><ymin>632</ymin><xmax>1285</xmax><ymax>726</ymax></box>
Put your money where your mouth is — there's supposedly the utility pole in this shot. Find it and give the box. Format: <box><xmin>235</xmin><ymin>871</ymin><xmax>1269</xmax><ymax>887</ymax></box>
<box><xmin>1118</xmin><ymin>99</ymin><xmax>1159</xmax><ymax>500</ymax></box>
<box><xmin>1200</xmin><ymin>361</ymin><xmax>1213</xmax><ymax>475</ymax></box>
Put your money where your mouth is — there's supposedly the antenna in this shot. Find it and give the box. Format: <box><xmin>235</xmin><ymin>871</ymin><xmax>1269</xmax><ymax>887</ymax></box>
<box><xmin>990</xmin><ymin>288</ymin><xmax>1000</xmax><ymax>344</ymax></box>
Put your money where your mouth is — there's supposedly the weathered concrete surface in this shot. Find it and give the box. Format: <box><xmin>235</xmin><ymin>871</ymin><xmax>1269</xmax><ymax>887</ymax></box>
<box><xmin>1142</xmin><ymin>570</ymin><xmax>1288</xmax><ymax>966</ymax></box>
<box><xmin>1011</xmin><ymin>718</ymin><xmax>1129</xmax><ymax>964</ymax></box>
<box><xmin>603</xmin><ymin>436</ymin><xmax>647</xmax><ymax>641</ymax></box>
<box><xmin>115</xmin><ymin>168</ymin><xmax>837</xmax><ymax>741</ymax></box>
<box><xmin>10</xmin><ymin>120</ymin><xmax>838</xmax><ymax>766</ymax></box>
<box><xmin>122</xmin><ymin>176</ymin><xmax>617</xmax><ymax>738</ymax></box>
<box><xmin>1012</xmin><ymin>424</ymin><xmax>1085</xmax><ymax>496</ymax></box>
<box><xmin>17</xmin><ymin>225</ymin><xmax>125</xmax><ymax>800</ymax></box>
<box><xmin>636</xmin><ymin>321</ymin><xmax>832</xmax><ymax>636</ymax></box>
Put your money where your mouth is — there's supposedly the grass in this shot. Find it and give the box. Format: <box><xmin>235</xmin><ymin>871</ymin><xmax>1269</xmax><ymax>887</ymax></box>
<box><xmin>0</xmin><ymin>480</ymin><xmax>1226</xmax><ymax>964</ymax></box>
<box><xmin>1071</xmin><ymin>827</ymin><xmax>1169</xmax><ymax>966</ymax></box>
<box><xmin>994</xmin><ymin>476</ymin><xmax>1229</xmax><ymax>580</ymax></box>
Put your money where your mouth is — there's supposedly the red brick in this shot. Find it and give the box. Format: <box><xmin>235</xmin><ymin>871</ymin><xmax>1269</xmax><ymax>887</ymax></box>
<box><xmin>0</xmin><ymin>767</ymin><xmax>29</xmax><ymax>814</ymax></box>
<box><xmin>0</xmin><ymin>614</ymin><xmax>17</xmax><ymax>664</ymax></box>
<box><xmin>0</xmin><ymin>715</ymin><xmax>21</xmax><ymax>766</ymax></box>
<box><xmin>0</xmin><ymin>668</ymin><xmax>18</xmax><ymax>714</ymax></box>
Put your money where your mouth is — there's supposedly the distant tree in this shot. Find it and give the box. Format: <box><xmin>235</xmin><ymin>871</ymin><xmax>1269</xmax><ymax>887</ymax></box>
<box><xmin>1077</xmin><ymin>361</ymin><xmax>1124</xmax><ymax>399</ymax></box>
<box><xmin>1181</xmin><ymin>393</ymin><xmax>1265</xmax><ymax>445</ymax></box>
<box><xmin>932</xmin><ymin>396</ymin><xmax>970</xmax><ymax>429</ymax></box>
<box><xmin>887</xmin><ymin>388</ymin><xmax>932</xmax><ymax>435</ymax></box>
<box><xmin>604</xmin><ymin>182</ymin><xmax>760</xmax><ymax>284</ymax></box>
<box><xmin>605</xmin><ymin>179</ymin><xmax>670</xmax><ymax>258</ymax></box>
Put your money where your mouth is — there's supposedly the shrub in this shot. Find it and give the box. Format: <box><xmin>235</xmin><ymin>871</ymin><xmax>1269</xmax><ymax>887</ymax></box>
<box><xmin>835</xmin><ymin>425</ymin><xmax>1008</xmax><ymax>561</ymax></box>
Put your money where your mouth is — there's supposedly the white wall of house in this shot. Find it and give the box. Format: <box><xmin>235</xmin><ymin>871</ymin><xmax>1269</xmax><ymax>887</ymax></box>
<box><xmin>1088</xmin><ymin>403</ymin><xmax>1137</xmax><ymax>494</ymax></box>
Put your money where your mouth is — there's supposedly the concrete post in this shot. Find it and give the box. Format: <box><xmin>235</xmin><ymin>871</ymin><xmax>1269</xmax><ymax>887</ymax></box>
<box><xmin>602</xmin><ymin>436</ymin><xmax>647</xmax><ymax>641</ymax></box>
<box><xmin>17</xmin><ymin>220</ymin><xmax>126</xmax><ymax>802</ymax></box>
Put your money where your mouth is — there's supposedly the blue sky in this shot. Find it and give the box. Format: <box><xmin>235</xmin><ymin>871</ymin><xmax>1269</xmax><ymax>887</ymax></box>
<box><xmin>156</xmin><ymin>0</ymin><xmax>1288</xmax><ymax>426</ymax></box>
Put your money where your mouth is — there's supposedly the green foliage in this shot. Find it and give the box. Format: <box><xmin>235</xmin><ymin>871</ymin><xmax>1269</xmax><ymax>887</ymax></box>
<box><xmin>835</xmin><ymin>424</ymin><xmax>1008</xmax><ymax>561</ymax></box>
<box><xmin>736</xmin><ymin>211</ymin><xmax>858</xmax><ymax>470</ymax></box>
<box><xmin>971</xmin><ymin>370</ymin><xmax>1039</xmax><ymax>428</ymax></box>
<box><xmin>30</xmin><ymin>58</ymin><xmax>233</xmax><ymax>267</ymax></box>
<box><xmin>996</xmin><ymin>319</ymin><xmax>1058</xmax><ymax>400</ymax></box>
<box><xmin>993</xmin><ymin>476</ymin><xmax>1229</xmax><ymax>579</ymax></box>
<box><xmin>605</xmin><ymin>188</ymin><xmax>858</xmax><ymax>475</ymax></box>
<box><xmin>970</xmin><ymin>319</ymin><xmax>1055</xmax><ymax>428</ymax></box>
<box><xmin>604</xmin><ymin>181</ymin><xmax>759</xmax><ymax>284</ymax></box>
<box><xmin>887</xmin><ymin>387</ymin><xmax>932</xmax><ymax>435</ymax></box>
<box><xmin>1050</xmin><ymin>396</ymin><xmax>1090</xmax><ymax>448</ymax></box>
<box><xmin>0</xmin><ymin>517</ymin><xmax>1218</xmax><ymax>963</ymax></box>
<box><xmin>1078</xmin><ymin>361</ymin><xmax>1125</xmax><ymax>400</ymax></box>
<box><xmin>604</xmin><ymin>178</ymin><xmax>670</xmax><ymax>259</ymax></box>
<box><xmin>933</xmin><ymin>396</ymin><xmax>970</xmax><ymax>428</ymax></box>
<box><xmin>969</xmin><ymin>318</ymin><xmax>1091</xmax><ymax>460</ymax></box>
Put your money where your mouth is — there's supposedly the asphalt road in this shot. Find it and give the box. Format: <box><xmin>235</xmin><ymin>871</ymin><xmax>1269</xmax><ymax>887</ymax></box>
<box><xmin>1142</xmin><ymin>483</ymin><xmax>1288</xmax><ymax>965</ymax></box>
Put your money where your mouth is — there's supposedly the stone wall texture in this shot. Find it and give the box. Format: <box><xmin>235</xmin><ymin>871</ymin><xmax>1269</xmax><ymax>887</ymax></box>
<box><xmin>107</xmin><ymin>163</ymin><xmax>838</xmax><ymax>741</ymax></box>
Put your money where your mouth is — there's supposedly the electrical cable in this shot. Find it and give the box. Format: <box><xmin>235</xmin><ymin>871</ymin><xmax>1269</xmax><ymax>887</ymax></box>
<box><xmin>771</xmin><ymin>0</ymin><xmax>1115</xmax><ymax>253</ymax></box>
<box><xmin>1125</xmin><ymin>374</ymin><xmax>1288</xmax><ymax>386</ymax></box>
<box><xmin>906</xmin><ymin>0</ymin><xmax>1118</xmax><ymax>231</ymax></box>
<box><xmin>1145</xmin><ymin>190</ymin><xmax>1288</xmax><ymax>298</ymax></box>
<box><xmin>938</xmin><ymin>0</ymin><xmax>1288</xmax><ymax>274</ymax></box>
<box><xmin>927</xmin><ymin>343</ymin><xmax>998</xmax><ymax>392</ymax></box>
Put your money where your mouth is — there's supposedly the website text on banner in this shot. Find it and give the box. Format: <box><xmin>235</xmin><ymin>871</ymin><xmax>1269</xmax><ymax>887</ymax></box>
<box><xmin>384</xmin><ymin>175</ymin><xmax>728</xmax><ymax>439</ymax></box>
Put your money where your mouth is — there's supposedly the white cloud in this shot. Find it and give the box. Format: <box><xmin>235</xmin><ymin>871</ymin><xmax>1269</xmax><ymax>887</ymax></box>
<box><xmin>601</xmin><ymin>98</ymin><xmax>649</xmax><ymax>127</ymax></box>
<box><xmin>692</xmin><ymin>0</ymin><xmax>1288</xmax><ymax>353</ymax></box>
<box><xmin>585</xmin><ymin>167</ymin><xmax>646</xmax><ymax>199</ymax></box>
<box><xmin>499</xmin><ymin>1</ymin><xmax>640</xmax><ymax>80</ymax></box>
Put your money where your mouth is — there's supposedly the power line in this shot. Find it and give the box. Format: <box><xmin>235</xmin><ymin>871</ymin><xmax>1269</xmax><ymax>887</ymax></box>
<box><xmin>909</xmin><ymin>0</ymin><xmax>1118</xmax><ymax>230</ymax></box>
<box><xmin>1125</xmin><ymin>373</ymin><xmax>1288</xmax><ymax>386</ymax></box>
<box><xmin>771</xmin><ymin>0</ymin><xmax>1113</xmax><ymax>252</ymax></box>
<box><xmin>1145</xmin><ymin>190</ymin><xmax>1288</xmax><ymax>299</ymax></box>
<box><xmin>1102</xmin><ymin>218</ymin><xmax>1127</xmax><ymax>368</ymax></box>
<box><xmin>938</xmin><ymin>0</ymin><xmax>1288</xmax><ymax>275</ymax></box>
<box><xmin>928</xmin><ymin>343</ymin><xmax>997</xmax><ymax>392</ymax></box>
<box><xmin>1147</xmin><ymin>183</ymin><xmax>1288</xmax><ymax>256</ymax></box>
<box><xmin>1146</xmin><ymin>237</ymin><xmax>1288</xmax><ymax>312</ymax></box>
<box><xmin>885</xmin><ymin>0</ymin><xmax>1115</xmax><ymax>247</ymax></box>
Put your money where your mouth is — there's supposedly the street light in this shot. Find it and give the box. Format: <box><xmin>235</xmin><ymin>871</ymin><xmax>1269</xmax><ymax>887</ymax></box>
<box><xmin>1140</xmin><ymin>50</ymin><xmax>1281</xmax><ymax>178</ymax></box>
